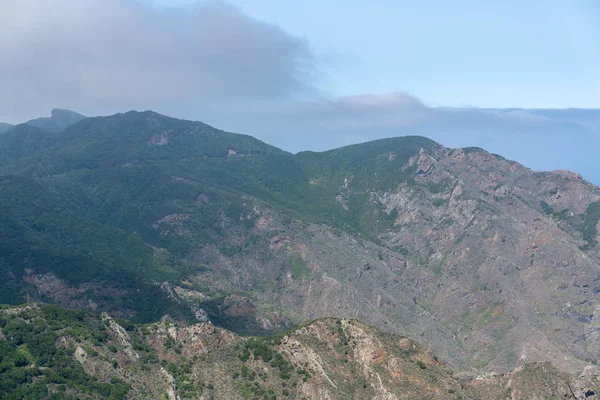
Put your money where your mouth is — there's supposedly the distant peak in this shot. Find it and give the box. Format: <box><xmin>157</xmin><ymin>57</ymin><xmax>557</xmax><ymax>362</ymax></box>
<box><xmin>51</xmin><ymin>109</ymin><xmax>85</xmax><ymax>119</ymax></box>
<box><xmin>25</xmin><ymin>109</ymin><xmax>86</xmax><ymax>133</ymax></box>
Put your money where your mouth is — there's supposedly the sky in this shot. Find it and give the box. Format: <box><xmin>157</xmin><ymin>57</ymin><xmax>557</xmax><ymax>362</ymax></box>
<box><xmin>1</xmin><ymin>0</ymin><xmax>599</xmax><ymax>183</ymax></box>
<box><xmin>226</xmin><ymin>0</ymin><xmax>600</xmax><ymax>108</ymax></box>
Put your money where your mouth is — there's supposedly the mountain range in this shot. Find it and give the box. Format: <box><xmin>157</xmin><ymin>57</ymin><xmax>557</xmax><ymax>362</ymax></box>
<box><xmin>0</xmin><ymin>109</ymin><xmax>85</xmax><ymax>135</ymax></box>
<box><xmin>1</xmin><ymin>109</ymin><xmax>600</xmax><ymax>397</ymax></box>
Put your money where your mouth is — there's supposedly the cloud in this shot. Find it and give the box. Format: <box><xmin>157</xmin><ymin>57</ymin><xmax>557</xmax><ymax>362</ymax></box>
<box><xmin>205</xmin><ymin>90</ymin><xmax>596</xmax><ymax>148</ymax></box>
<box><xmin>1</xmin><ymin>0</ymin><xmax>598</xmax><ymax>184</ymax></box>
<box><xmin>0</xmin><ymin>0</ymin><xmax>317</xmax><ymax>122</ymax></box>
<box><xmin>201</xmin><ymin>91</ymin><xmax>600</xmax><ymax>184</ymax></box>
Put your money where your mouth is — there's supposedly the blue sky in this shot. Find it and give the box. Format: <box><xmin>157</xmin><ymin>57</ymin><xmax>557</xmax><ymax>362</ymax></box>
<box><xmin>2</xmin><ymin>0</ymin><xmax>600</xmax><ymax>184</ymax></box>
<box><xmin>158</xmin><ymin>0</ymin><xmax>600</xmax><ymax>108</ymax></box>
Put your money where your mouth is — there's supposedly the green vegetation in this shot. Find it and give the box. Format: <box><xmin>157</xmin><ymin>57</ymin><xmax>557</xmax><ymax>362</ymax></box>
<box><xmin>0</xmin><ymin>305</ymin><xmax>129</xmax><ymax>399</ymax></box>
<box><xmin>0</xmin><ymin>112</ymin><xmax>443</xmax><ymax>330</ymax></box>
<box><xmin>0</xmin><ymin>304</ymin><xmax>581</xmax><ymax>400</ymax></box>
<box><xmin>434</xmin><ymin>217</ymin><xmax>454</xmax><ymax>230</ymax></box>
<box><xmin>240</xmin><ymin>337</ymin><xmax>300</xmax><ymax>381</ymax></box>
<box><xmin>579</xmin><ymin>201</ymin><xmax>600</xmax><ymax>247</ymax></box>
<box><xmin>462</xmin><ymin>147</ymin><xmax>485</xmax><ymax>155</ymax></box>
<box><xmin>392</xmin><ymin>244</ymin><xmax>409</xmax><ymax>256</ymax></box>
<box><xmin>427</xmin><ymin>178</ymin><xmax>454</xmax><ymax>194</ymax></box>
<box><xmin>540</xmin><ymin>200</ymin><xmax>570</xmax><ymax>221</ymax></box>
<box><xmin>25</xmin><ymin>109</ymin><xmax>85</xmax><ymax>134</ymax></box>
<box><xmin>540</xmin><ymin>200</ymin><xmax>554</xmax><ymax>215</ymax></box>
<box><xmin>0</xmin><ymin>175</ymin><xmax>193</xmax><ymax>322</ymax></box>
<box><xmin>290</xmin><ymin>254</ymin><xmax>311</xmax><ymax>280</ymax></box>
<box><xmin>166</xmin><ymin>361</ymin><xmax>204</xmax><ymax>398</ymax></box>
<box><xmin>293</xmin><ymin>136</ymin><xmax>436</xmax><ymax>237</ymax></box>
<box><xmin>197</xmin><ymin>294</ymin><xmax>284</xmax><ymax>336</ymax></box>
<box><xmin>0</xmin><ymin>124</ymin><xmax>58</xmax><ymax>165</ymax></box>
<box><xmin>1</xmin><ymin>109</ymin><xmax>598</xmax><ymax>387</ymax></box>
<box><xmin>432</xmin><ymin>198</ymin><xmax>448</xmax><ymax>207</ymax></box>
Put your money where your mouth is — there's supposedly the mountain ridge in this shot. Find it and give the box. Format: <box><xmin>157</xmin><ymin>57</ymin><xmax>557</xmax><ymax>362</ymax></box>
<box><xmin>1</xmin><ymin>110</ymin><xmax>600</xmax><ymax>378</ymax></box>
<box><xmin>25</xmin><ymin>108</ymin><xmax>85</xmax><ymax>133</ymax></box>
<box><xmin>1</xmin><ymin>303</ymin><xmax>597</xmax><ymax>399</ymax></box>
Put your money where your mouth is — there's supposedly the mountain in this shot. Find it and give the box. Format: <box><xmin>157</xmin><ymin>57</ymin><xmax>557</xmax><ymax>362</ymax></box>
<box><xmin>0</xmin><ymin>124</ymin><xmax>58</xmax><ymax>165</ymax></box>
<box><xmin>1</xmin><ymin>110</ymin><xmax>600</xmax><ymax>378</ymax></box>
<box><xmin>25</xmin><ymin>108</ymin><xmax>85</xmax><ymax>133</ymax></box>
<box><xmin>1</xmin><ymin>303</ymin><xmax>596</xmax><ymax>399</ymax></box>
<box><xmin>0</xmin><ymin>122</ymin><xmax>13</xmax><ymax>134</ymax></box>
<box><xmin>0</xmin><ymin>174</ymin><xmax>196</xmax><ymax>321</ymax></box>
<box><xmin>0</xmin><ymin>108</ymin><xmax>83</xmax><ymax>136</ymax></box>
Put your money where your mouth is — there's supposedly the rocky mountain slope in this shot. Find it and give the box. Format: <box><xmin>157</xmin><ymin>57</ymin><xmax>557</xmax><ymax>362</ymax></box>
<box><xmin>2</xmin><ymin>304</ymin><xmax>599</xmax><ymax>400</ymax></box>
<box><xmin>1</xmin><ymin>110</ymin><xmax>600</xmax><ymax>377</ymax></box>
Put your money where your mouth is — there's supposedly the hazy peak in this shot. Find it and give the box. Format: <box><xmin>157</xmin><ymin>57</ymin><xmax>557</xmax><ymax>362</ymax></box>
<box><xmin>26</xmin><ymin>109</ymin><xmax>85</xmax><ymax>133</ymax></box>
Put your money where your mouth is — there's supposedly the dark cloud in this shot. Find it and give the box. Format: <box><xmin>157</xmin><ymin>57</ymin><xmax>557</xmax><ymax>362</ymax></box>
<box><xmin>0</xmin><ymin>0</ymin><xmax>316</xmax><ymax>122</ymax></box>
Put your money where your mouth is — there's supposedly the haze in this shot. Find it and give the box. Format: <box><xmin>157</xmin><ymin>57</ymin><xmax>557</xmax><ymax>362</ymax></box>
<box><xmin>1</xmin><ymin>0</ymin><xmax>599</xmax><ymax>183</ymax></box>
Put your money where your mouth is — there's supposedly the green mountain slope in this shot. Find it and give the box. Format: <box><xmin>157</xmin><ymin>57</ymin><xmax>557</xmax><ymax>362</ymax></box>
<box><xmin>0</xmin><ymin>175</ymin><xmax>193</xmax><ymax>322</ymax></box>
<box><xmin>0</xmin><ymin>124</ymin><xmax>58</xmax><ymax>165</ymax></box>
<box><xmin>1</xmin><ymin>110</ymin><xmax>600</xmax><ymax>377</ymax></box>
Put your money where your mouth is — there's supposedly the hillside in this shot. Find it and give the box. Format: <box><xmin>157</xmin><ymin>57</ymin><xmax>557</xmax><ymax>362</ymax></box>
<box><xmin>1</xmin><ymin>110</ymin><xmax>600</xmax><ymax>376</ymax></box>
<box><xmin>1</xmin><ymin>304</ymin><xmax>596</xmax><ymax>400</ymax></box>
<box><xmin>25</xmin><ymin>109</ymin><xmax>85</xmax><ymax>133</ymax></box>
<box><xmin>0</xmin><ymin>108</ymin><xmax>83</xmax><ymax>137</ymax></box>
<box><xmin>0</xmin><ymin>124</ymin><xmax>58</xmax><ymax>165</ymax></box>
<box><xmin>0</xmin><ymin>122</ymin><xmax>13</xmax><ymax>134</ymax></box>
<box><xmin>0</xmin><ymin>174</ymin><xmax>194</xmax><ymax>321</ymax></box>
